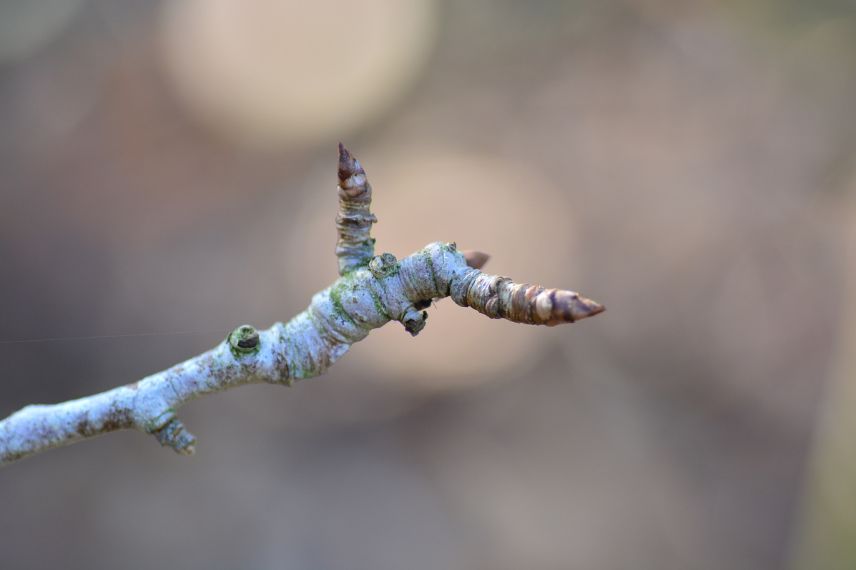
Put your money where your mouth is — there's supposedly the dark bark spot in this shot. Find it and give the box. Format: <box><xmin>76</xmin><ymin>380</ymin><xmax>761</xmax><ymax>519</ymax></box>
<box><xmin>76</xmin><ymin>417</ymin><xmax>95</xmax><ymax>437</ymax></box>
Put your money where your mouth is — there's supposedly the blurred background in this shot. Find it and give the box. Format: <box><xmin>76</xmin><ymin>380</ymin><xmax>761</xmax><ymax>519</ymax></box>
<box><xmin>0</xmin><ymin>0</ymin><xmax>853</xmax><ymax>568</ymax></box>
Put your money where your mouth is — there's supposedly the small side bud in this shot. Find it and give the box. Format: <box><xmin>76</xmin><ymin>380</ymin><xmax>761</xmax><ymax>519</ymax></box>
<box><xmin>229</xmin><ymin>325</ymin><xmax>260</xmax><ymax>357</ymax></box>
<box><xmin>154</xmin><ymin>417</ymin><xmax>197</xmax><ymax>456</ymax></box>
<box><xmin>402</xmin><ymin>306</ymin><xmax>428</xmax><ymax>336</ymax></box>
<box><xmin>368</xmin><ymin>253</ymin><xmax>398</xmax><ymax>278</ymax></box>
<box><xmin>462</xmin><ymin>250</ymin><xmax>490</xmax><ymax>269</ymax></box>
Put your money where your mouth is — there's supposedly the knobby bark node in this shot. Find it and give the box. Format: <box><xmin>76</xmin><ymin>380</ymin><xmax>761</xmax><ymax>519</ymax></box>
<box><xmin>0</xmin><ymin>144</ymin><xmax>605</xmax><ymax>466</ymax></box>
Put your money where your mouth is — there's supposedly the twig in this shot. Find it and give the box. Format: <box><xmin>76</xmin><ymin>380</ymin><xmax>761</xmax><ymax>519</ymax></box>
<box><xmin>0</xmin><ymin>145</ymin><xmax>604</xmax><ymax>466</ymax></box>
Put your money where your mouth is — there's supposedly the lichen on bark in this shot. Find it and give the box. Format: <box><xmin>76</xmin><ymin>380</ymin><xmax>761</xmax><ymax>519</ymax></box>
<box><xmin>0</xmin><ymin>145</ymin><xmax>604</xmax><ymax>467</ymax></box>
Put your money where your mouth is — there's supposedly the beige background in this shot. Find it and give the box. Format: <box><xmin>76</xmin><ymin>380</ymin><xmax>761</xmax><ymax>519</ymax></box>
<box><xmin>0</xmin><ymin>1</ymin><xmax>851</xmax><ymax>568</ymax></box>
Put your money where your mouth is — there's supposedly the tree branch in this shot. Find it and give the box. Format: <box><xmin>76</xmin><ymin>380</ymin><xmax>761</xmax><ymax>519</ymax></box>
<box><xmin>0</xmin><ymin>145</ymin><xmax>604</xmax><ymax>466</ymax></box>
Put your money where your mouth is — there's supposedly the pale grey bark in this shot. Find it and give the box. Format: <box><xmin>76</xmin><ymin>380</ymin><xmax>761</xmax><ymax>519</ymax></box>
<box><xmin>0</xmin><ymin>146</ymin><xmax>603</xmax><ymax>467</ymax></box>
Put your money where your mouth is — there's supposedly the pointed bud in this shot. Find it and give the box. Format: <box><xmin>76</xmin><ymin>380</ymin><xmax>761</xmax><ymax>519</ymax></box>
<box><xmin>567</xmin><ymin>294</ymin><xmax>605</xmax><ymax>322</ymax></box>
<box><xmin>338</xmin><ymin>142</ymin><xmax>365</xmax><ymax>183</ymax></box>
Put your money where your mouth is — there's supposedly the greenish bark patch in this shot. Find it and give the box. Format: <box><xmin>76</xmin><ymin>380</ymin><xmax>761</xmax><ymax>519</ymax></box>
<box><xmin>329</xmin><ymin>284</ymin><xmax>359</xmax><ymax>327</ymax></box>
<box><xmin>367</xmin><ymin>286</ymin><xmax>390</xmax><ymax>320</ymax></box>
<box><xmin>423</xmin><ymin>250</ymin><xmax>441</xmax><ymax>295</ymax></box>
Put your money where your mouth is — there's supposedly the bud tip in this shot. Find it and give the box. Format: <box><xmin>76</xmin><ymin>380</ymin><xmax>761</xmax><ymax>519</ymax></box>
<box><xmin>338</xmin><ymin>143</ymin><xmax>356</xmax><ymax>182</ymax></box>
<box><xmin>571</xmin><ymin>295</ymin><xmax>605</xmax><ymax>321</ymax></box>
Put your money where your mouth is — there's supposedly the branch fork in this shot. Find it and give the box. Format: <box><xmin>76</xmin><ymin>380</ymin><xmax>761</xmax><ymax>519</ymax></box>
<box><xmin>0</xmin><ymin>145</ymin><xmax>604</xmax><ymax>466</ymax></box>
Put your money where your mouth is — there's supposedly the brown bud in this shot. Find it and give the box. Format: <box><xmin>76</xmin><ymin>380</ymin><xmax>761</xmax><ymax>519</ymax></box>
<box><xmin>564</xmin><ymin>293</ymin><xmax>605</xmax><ymax>322</ymax></box>
<box><xmin>338</xmin><ymin>142</ymin><xmax>364</xmax><ymax>183</ymax></box>
<box><xmin>462</xmin><ymin>250</ymin><xmax>490</xmax><ymax>269</ymax></box>
<box><xmin>529</xmin><ymin>288</ymin><xmax>605</xmax><ymax>324</ymax></box>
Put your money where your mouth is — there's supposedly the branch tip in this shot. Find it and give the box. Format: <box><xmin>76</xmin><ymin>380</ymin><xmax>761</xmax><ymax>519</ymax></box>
<box><xmin>335</xmin><ymin>144</ymin><xmax>375</xmax><ymax>274</ymax></box>
<box><xmin>568</xmin><ymin>294</ymin><xmax>605</xmax><ymax>322</ymax></box>
<box><xmin>453</xmin><ymin>270</ymin><xmax>605</xmax><ymax>326</ymax></box>
<box><xmin>337</xmin><ymin>143</ymin><xmax>363</xmax><ymax>183</ymax></box>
